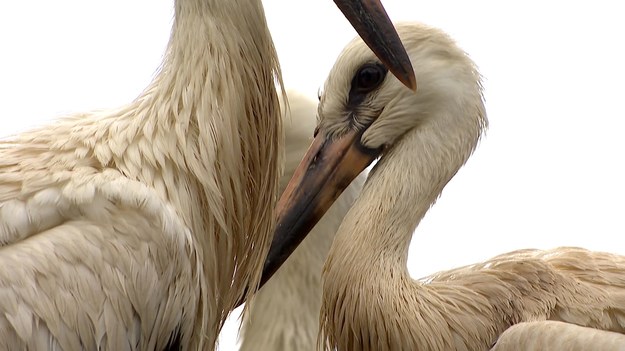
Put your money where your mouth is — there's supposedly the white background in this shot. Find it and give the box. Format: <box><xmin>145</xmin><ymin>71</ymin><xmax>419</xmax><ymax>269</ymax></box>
<box><xmin>1</xmin><ymin>1</ymin><xmax>624</xmax><ymax>349</ymax></box>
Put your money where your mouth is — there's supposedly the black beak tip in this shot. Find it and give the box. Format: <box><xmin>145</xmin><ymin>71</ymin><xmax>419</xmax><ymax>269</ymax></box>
<box><xmin>333</xmin><ymin>0</ymin><xmax>416</xmax><ymax>91</ymax></box>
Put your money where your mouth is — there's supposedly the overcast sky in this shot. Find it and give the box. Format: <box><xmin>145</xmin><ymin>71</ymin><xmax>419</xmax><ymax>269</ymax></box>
<box><xmin>1</xmin><ymin>1</ymin><xmax>624</xmax><ymax>349</ymax></box>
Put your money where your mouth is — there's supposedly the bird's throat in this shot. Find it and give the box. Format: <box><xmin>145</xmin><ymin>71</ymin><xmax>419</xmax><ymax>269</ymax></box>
<box><xmin>327</xmin><ymin>132</ymin><xmax>451</xmax><ymax>274</ymax></box>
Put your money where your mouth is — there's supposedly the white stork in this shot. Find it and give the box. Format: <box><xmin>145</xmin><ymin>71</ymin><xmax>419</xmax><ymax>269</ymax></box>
<box><xmin>0</xmin><ymin>0</ymin><xmax>414</xmax><ymax>349</ymax></box>
<box><xmin>260</xmin><ymin>22</ymin><xmax>625</xmax><ymax>350</ymax></box>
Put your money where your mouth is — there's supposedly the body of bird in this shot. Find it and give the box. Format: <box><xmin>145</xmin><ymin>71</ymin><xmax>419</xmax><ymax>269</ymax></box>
<box><xmin>240</xmin><ymin>91</ymin><xmax>365</xmax><ymax>351</ymax></box>
<box><xmin>262</xmin><ymin>22</ymin><xmax>625</xmax><ymax>351</ymax></box>
<box><xmin>0</xmin><ymin>1</ymin><xmax>283</xmax><ymax>349</ymax></box>
<box><xmin>324</xmin><ymin>246</ymin><xmax>625</xmax><ymax>350</ymax></box>
<box><xmin>0</xmin><ymin>0</ymin><xmax>416</xmax><ymax>347</ymax></box>
<box><xmin>491</xmin><ymin>320</ymin><xmax>625</xmax><ymax>351</ymax></box>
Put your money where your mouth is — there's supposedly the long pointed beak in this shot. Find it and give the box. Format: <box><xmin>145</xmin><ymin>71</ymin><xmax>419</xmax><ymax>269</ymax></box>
<box><xmin>259</xmin><ymin>130</ymin><xmax>381</xmax><ymax>287</ymax></box>
<box><xmin>334</xmin><ymin>0</ymin><xmax>416</xmax><ymax>91</ymax></box>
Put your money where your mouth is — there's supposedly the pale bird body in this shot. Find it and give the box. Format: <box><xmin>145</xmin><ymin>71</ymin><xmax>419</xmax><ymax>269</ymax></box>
<box><xmin>240</xmin><ymin>91</ymin><xmax>365</xmax><ymax>351</ymax></box>
<box><xmin>491</xmin><ymin>321</ymin><xmax>625</xmax><ymax>351</ymax></box>
<box><xmin>0</xmin><ymin>1</ymin><xmax>283</xmax><ymax>349</ymax></box>
<box><xmin>0</xmin><ymin>0</ymin><xmax>417</xmax><ymax>348</ymax></box>
<box><xmin>264</xmin><ymin>22</ymin><xmax>625</xmax><ymax>351</ymax></box>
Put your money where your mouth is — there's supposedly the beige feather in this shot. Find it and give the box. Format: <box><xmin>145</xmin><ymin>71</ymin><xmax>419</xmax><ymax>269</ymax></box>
<box><xmin>239</xmin><ymin>91</ymin><xmax>365</xmax><ymax>351</ymax></box>
<box><xmin>491</xmin><ymin>321</ymin><xmax>625</xmax><ymax>351</ymax></box>
<box><xmin>304</xmin><ymin>23</ymin><xmax>625</xmax><ymax>350</ymax></box>
<box><xmin>0</xmin><ymin>0</ymin><xmax>283</xmax><ymax>349</ymax></box>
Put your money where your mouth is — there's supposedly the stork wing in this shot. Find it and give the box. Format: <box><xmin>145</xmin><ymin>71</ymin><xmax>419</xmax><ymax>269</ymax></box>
<box><xmin>422</xmin><ymin>247</ymin><xmax>625</xmax><ymax>350</ymax></box>
<box><xmin>0</xmin><ymin>170</ymin><xmax>203</xmax><ymax>349</ymax></box>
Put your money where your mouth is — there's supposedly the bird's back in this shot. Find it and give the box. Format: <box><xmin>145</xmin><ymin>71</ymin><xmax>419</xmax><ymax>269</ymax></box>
<box><xmin>491</xmin><ymin>321</ymin><xmax>625</xmax><ymax>351</ymax></box>
<box><xmin>0</xmin><ymin>181</ymin><xmax>202</xmax><ymax>350</ymax></box>
<box><xmin>421</xmin><ymin>247</ymin><xmax>625</xmax><ymax>349</ymax></box>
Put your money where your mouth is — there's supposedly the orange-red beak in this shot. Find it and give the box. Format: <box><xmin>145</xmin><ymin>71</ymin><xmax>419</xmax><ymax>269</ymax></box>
<box><xmin>259</xmin><ymin>130</ymin><xmax>381</xmax><ymax>287</ymax></box>
<box><xmin>334</xmin><ymin>0</ymin><xmax>416</xmax><ymax>91</ymax></box>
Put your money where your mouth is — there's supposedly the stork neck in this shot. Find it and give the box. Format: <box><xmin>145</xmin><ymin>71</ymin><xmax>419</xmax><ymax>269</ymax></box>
<box><xmin>142</xmin><ymin>0</ymin><xmax>277</xmax><ymax>106</ymax></box>
<box><xmin>124</xmin><ymin>0</ymin><xmax>282</xmax><ymax>227</ymax></box>
<box><xmin>120</xmin><ymin>0</ymin><xmax>281</xmax><ymax>186</ymax></box>
<box><xmin>320</xmin><ymin>116</ymin><xmax>478</xmax><ymax>349</ymax></box>
<box><xmin>327</xmin><ymin>109</ymin><xmax>482</xmax><ymax>278</ymax></box>
<box><xmin>100</xmin><ymin>0</ymin><xmax>282</xmax><ymax>321</ymax></box>
<box><xmin>332</xmin><ymin>134</ymin><xmax>444</xmax><ymax>273</ymax></box>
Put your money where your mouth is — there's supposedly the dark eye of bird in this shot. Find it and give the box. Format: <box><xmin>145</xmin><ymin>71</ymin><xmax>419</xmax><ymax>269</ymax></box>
<box><xmin>346</xmin><ymin>63</ymin><xmax>388</xmax><ymax>109</ymax></box>
<box><xmin>354</xmin><ymin>63</ymin><xmax>386</xmax><ymax>93</ymax></box>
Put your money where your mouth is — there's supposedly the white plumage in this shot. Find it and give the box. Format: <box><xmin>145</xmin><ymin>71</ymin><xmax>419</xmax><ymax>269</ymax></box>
<box><xmin>0</xmin><ymin>0</ymin><xmax>283</xmax><ymax>348</ymax></box>
<box><xmin>491</xmin><ymin>321</ymin><xmax>625</xmax><ymax>351</ymax></box>
<box><xmin>265</xmin><ymin>22</ymin><xmax>625</xmax><ymax>351</ymax></box>
<box><xmin>0</xmin><ymin>0</ymin><xmax>415</xmax><ymax>348</ymax></box>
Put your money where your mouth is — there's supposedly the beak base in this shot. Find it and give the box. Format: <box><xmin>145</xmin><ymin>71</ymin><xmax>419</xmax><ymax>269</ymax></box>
<box><xmin>260</xmin><ymin>130</ymin><xmax>380</xmax><ymax>287</ymax></box>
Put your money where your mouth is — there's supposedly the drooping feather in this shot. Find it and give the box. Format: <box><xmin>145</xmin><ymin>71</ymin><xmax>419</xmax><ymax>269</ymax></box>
<box><xmin>0</xmin><ymin>0</ymin><xmax>282</xmax><ymax>348</ymax></box>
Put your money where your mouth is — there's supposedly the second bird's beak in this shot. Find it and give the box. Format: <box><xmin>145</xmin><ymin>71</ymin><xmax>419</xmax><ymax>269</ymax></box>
<box><xmin>334</xmin><ymin>0</ymin><xmax>416</xmax><ymax>91</ymax></box>
<box><xmin>259</xmin><ymin>130</ymin><xmax>382</xmax><ymax>287</ymax></box>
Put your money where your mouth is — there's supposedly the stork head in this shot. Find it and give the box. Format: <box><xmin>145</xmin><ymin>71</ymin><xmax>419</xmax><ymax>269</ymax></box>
<box><xmin>334</xmin><ymin>0</ymin><xmax>416</xmax><ymax>91</ymax></box>
<box><xmin>260</xmin><ymin>22</ymin><xmax>486</xmax><ymax>287</ymax></box>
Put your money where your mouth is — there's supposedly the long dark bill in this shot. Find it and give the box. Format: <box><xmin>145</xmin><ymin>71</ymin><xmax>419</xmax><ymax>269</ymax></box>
<box><xmin>334</xmin><ymin>0</ymin><xmax>416</xmax><ymax>91</ymax></box>
<box><xmin>259</xmin><ymin>130</ymin><xmax>382</xmax><ymax>288</ymax></box>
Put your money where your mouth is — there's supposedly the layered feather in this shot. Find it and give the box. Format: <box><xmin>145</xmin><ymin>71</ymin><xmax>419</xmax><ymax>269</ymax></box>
<box><xmin>0</xmin><ymin>0</ymin><xmax>283</xmax><ymax>349</ymax></box>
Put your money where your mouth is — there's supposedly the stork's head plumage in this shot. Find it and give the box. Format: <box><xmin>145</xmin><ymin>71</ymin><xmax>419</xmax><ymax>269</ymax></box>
<box><xmin>332</xmin><ymin>0</ymin><xmax>416</xmax><ymax>91</ymax></box>
<box><xmin>318</xmin><ymin>22</ymin><xmax>484</xmax><ymax>151</ymax></box>
<box><xmin>260</xmin><ymin>23</ymin><xmax>486</xmax><ymax>287</ymax></box>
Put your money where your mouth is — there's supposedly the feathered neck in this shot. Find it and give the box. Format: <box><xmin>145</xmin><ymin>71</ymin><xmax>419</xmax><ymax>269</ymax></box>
<box><xmin>143</xmin><ymin>0</ymin><xmax>284</xmax><ymax>343</ymax></box>
<box><xmin>2</xmin><ymin>0</ymin><xmax>283</xmax><ymax>348</ymax></box>
<box><xmin>37</xmin><ymin>0</ymin><xmax>284</xmax><ymax>347</ymax></box>
<box><xmin>320</xmin><ymin>99</ymin><xmax>486</xmax><ymax>350</ymax></box>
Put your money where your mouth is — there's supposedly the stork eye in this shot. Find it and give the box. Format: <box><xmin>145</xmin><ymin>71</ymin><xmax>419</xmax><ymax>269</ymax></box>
<box><xmin>354</xmin><ymin>64</ymin><xmax>386</xmax><ymax>93</ymax></box>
